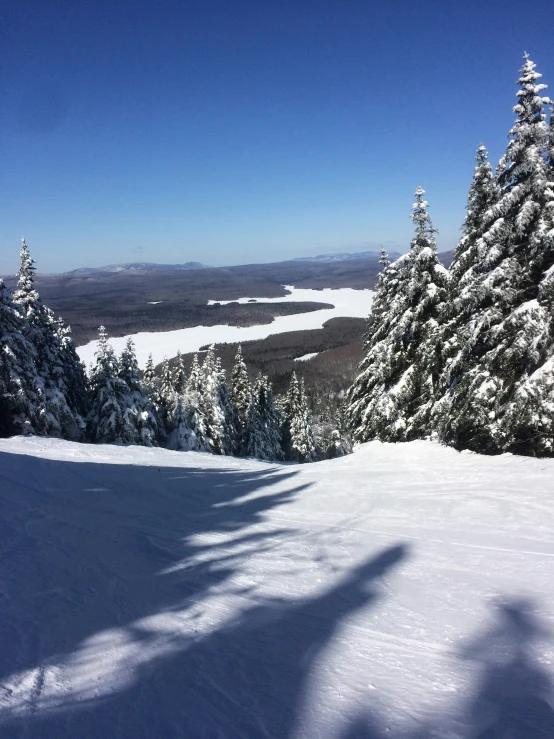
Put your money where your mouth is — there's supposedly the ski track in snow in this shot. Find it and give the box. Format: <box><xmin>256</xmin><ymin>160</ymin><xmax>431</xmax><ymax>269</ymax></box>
<box><xmin>76</xmin><ymin>286</ymin><xmax>373</xmax><ymax>368</ymax></box>
<box><xmin>1</xmin><ymin>437</ymin><xmax>554</xmax><ymax>738</ymax></box>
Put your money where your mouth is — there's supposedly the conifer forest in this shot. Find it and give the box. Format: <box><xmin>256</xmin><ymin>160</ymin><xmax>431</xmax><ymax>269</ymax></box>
<box><xmin>2</xmin><ymin>55</ymin><xmax>554</xmax><ymax>460</ymax></box>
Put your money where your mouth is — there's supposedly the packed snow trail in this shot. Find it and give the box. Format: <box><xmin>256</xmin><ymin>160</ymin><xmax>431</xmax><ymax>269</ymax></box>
<box><xmin>0</xmin><ymin>438</ymin><xmax>553</xmax><ymax>738</ymax></box>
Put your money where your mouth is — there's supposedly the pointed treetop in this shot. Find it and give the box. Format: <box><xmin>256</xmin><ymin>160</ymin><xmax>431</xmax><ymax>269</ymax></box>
<box><xmin>379</xmin><ymin>247</ymin><xmax>390</xmax><ymax>269</ymax></box>
<box><xmin>410</xmin><ymin>187</ymin><xmax>438</xmax><ymax>251</ymax></box>
<box><xmin>14</xmin><ymin>238</ymin><xmax>39</xmax><ymax>308</ymax></box>
<box><xmin>513</xmin><ymin>53</ymin><xmax>550</xmax><ymax>115</ymax></box>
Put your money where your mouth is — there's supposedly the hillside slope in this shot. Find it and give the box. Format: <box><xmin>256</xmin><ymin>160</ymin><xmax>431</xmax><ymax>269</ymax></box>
<box><xmin>1</xmin><ymin>438</ymin><xmax>553</xmax><ymax>738</ymax></box>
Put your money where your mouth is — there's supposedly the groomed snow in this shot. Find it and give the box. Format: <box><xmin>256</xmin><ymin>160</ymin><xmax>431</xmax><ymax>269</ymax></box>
<box><xmin>1</xmin><ymin>437</ymin><xmax>553</xmax><ymax>738</ymax></box>
<box><xmin>76</xmin><ymin>286</ymin><xmax>373</xmax><ymax>368</ymax></box>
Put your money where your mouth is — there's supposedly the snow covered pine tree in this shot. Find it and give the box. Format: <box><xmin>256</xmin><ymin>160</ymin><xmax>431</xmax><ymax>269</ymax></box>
<box><xmin>246</xmin><ymin>375</ymin><xmax>282</xmax><ymax>461</ymax></box>
<box><xmin>281</xmin><ymin>372</ymin><xmax>318</xmax><ymax>462</ymax></box>
<box><xmin>435</xmin><ymin>55</ymin><xmax>554</xmax><ymax>454</ymax></box>
<box><xmin>347</xmin><ymin>189</ymin><xmax>448</xmax><ymax>442</ymax></box>
<box><xmin>13</xmin><ymin>239</ymin><xmax>87</xmax><ymax>439</ymax></box>
<box><xmin>230</xmin><ymin>345</ymin><xmax>252</xmax><ymax>455</ymax></box>
<box><xmin>431</xmin><ymin>145</ymin><xmax>498</xmax><ymax>444</ymax></box>
<box><xmin>0</xmin><ymin>278</ymin><xmax>45</xmax><ymax>436</ymax></box>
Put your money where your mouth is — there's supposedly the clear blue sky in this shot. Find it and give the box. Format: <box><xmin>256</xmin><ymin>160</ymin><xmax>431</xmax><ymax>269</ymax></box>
<box><xmin>1</xmin><ymin>0</ymin><xmax>553</xmax><ymax>274</ymax></box>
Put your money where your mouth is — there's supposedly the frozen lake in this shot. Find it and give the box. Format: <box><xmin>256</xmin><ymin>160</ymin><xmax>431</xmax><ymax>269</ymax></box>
<box><xmin>76</xmin><ymin>285</ymin><xmax>373</xmax><ymax>368</ymax></box>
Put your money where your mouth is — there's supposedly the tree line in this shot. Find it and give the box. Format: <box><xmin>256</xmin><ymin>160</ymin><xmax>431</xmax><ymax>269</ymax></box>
<box><xmin>0</xmin><ymin>243</ymin><xmax>350</xmax><ymax>462</ymax></box>
<box><xmin>347</xmin><ymin>54</ymin><xmax>554</xmax><ymax>456</ymax></box>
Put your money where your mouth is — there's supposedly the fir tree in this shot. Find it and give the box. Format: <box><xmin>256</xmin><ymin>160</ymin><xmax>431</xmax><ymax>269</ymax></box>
<box><xmin>197</xmin><ymin>346</ymin><xmax>235</xmax><ymax>455</ymax></box>
<box><xmin>118</xmin><ymin>338</ymin><xmax>161</xmax><ymax>445</ymax></box>
<box><xmin>281</xmin><ymin>372</ymin><xmax>318</xmax><ymax>462</ymax></box>
<box><xmin>347</xmin><ymin>187</ymin><xmax>449</xmax><ymax>442</ymax></box>
<box><xmin>246</xmin><ymin>375</ymin><xmax>282</xmax><ymax>461</ymax></box>
<box><xmin>432</xmin><ymin>145</ymin><xmax>498</xmax><ymax>440</ymax></box>
<box><xmin>230</xmin><ymin>345</ymin><xmax>251</xmax><ymax>454</ymax></box>
<box><xmin>436</xmin><ymin>55</ymin><xmax>554</xmax><ymax>454</ymax></box>
<box><xmin>13</xmin><ymin>239</ymin><xmax>87</xmax><ymax>439</ymax></box>
<box><xmin>158</xmin><ymin>357</ymin><xmax>175</xmax><ymax>431</ymax></box>
<box><xmin>0</xmin><ymin>278</ymin><xmax>44</xmax><ymax>435</ymax></box>
<box><xmin>166</xmin><ymin>395</ymin><xmax>197</xmax><ymax>451</ymax></box>
<box><xmin>87</xmin><ymin>327</ymin><xmax>129</xmax><ymax>443</ymax></box>
<box><xmin>172</xmin><ymin>351</ymin><xmax>187</xmax><ymax>394</ymax></box>
<box><xmin>183</xmin><ymin>354</ymin><xmax>209</xmax><ymax>451</ymax></box>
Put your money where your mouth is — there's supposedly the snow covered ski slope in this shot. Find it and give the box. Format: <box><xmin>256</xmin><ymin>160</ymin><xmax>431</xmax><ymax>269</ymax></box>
<box><xmin>1</xmin><ymin>437</ymin><xmax>554</xmax><ymax>738</ymax></box>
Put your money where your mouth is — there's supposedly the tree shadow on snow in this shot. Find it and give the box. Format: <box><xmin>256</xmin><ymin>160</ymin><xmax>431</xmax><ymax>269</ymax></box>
<box><xmin>336</xmin><ymin>597</ymin><xmax>554</xmax><ymax>739</ymax></box>
<box><xmin>0</xmin><ymin>448</ymin><xmax>410</xmax><ymax>738</ymax></box>
<box><xmin>458</xmin><ymin>597</ymin><xmax>554</xmax><ymax>739</ymax></box>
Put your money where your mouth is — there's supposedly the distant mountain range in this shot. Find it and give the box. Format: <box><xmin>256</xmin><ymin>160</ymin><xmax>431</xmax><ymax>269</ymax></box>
<box><xmin>290</xmin><ymin>250</ymin><xmax>402</xmax><ymax>263</ymax></box>
<box><xmin>66</xmin><ymin>261</ymin><xmax>208</xmax><ymax>275</ymax></box>
<box><xmin>63</xmin><ymin>248</ymin><xmax>454</xmax><ymax>275</ymax></box>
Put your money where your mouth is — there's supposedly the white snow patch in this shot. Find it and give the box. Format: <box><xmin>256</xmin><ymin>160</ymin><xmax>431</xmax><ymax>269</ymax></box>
<box><xmin>77</xmin><ymin>285</ymin><xmax>373</xmax><ymax>368</ymax></box>
<box><xmin>1</xmin><ymin>437</ymin><xmax>553</xmax><ymax>737</ymax></box>
<box><xmin>295</xmin><ymin>352</ymin><xmax>319</xmax><ymax>362</ymax></box>
<box><xmin>147</xmin><ymin>300</ymin><xmax>163</xmax><ymax>305</ymax></box>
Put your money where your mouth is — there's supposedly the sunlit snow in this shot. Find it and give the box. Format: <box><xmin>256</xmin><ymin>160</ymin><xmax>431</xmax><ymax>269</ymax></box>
<box><xmin>77</xmin><ymin>285</ymin><xmax>373</xmax><ymax>368</ymax></box>
<box><xmin>1</xmin><ymin>437</ymin><xmax>553</xmax><ymax>737</ymax></box>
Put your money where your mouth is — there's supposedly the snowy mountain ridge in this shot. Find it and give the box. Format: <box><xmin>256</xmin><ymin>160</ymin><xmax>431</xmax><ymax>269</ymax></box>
<box><xmin>66</xmin><ymin>261</ymin><xmax>208</xmax><ymax>274</ymax></box>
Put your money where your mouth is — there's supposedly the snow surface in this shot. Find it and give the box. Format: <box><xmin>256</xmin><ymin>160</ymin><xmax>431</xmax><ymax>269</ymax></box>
<box><xmin>1</xmin><ymin>437</ymin><xmax>554</xmax><ymax>738</ymax></box>
<box><xmin>295</xmin><ymin>352</ymin><xmax>319</xmax><ymax>361</ymax></box>
<box><xmin>76</xmin><ymin>286</ymin><xmax>373</xmax><ymax>368</ymax></box>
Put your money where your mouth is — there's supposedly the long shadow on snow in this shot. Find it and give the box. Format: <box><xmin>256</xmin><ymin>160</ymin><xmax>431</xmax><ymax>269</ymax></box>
<box><xmin>0</xmin><ymin>451</ymin><xmax>310</xmax><ymax>723</ymax></box>
<box><xmin>3</xmin><ymin>518</ymin><xmax>408</xmax><ymax>737</ymax></box>
<box><xmin>336</xmin><ymin>597</ymin><xmax>554</xmax><ymax>739</ymax></box>
<box><xmin>458</xmin><ymin>597</ymin><xmax>554</xmax><ymax>738</ymax></box>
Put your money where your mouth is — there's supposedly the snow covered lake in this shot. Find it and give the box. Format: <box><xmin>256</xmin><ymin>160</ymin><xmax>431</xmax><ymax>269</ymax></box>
<box><xmin>76</xmin><ymin>285</ymin><xmax>373</xmax><ymax>367</ymax></box>
<box><xmin>1</xmin><ymin>437</ymin><xmax>553</xmax><ymax>738</ymax></box>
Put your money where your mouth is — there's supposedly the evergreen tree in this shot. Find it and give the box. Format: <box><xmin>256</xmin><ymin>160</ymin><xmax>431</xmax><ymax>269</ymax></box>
<box><xmin>0</xmin><ymin>278</ymin><xmax>45</xmax><ymax>436</ymax></box>
<box><xmin>166</xmin><ymin>395</ymin><xmax>197</xmax><ymax>451</ymax></box>
<box><xmin>172</xmin><ymin>351</ymin><xmax>187</xmax><ymax>394</ymax></box>
<box><xmin>158</xmin><ymin>357</ymin><xmax>175</xmax><ymax>430</ymax></box>
<box><xmin>183</xmin><ymin>354</ymin><xmax>209</xmax><ymax>451</ymax></box>
<box><xmin>143</xmin><ymin>354</ymin><xmax>156</xmax><ymax>392</ymax></box>
<box><xmin>197</xmin><ymin>346</ymin><xmax>235</xmax><ymax>455</ymax></box>
<box><xmin>230</xmin><ymin>345</ymin><xmax>252</xmax><ymax>454</ymax></box>
<box><xmin>13</xmin><ymin>239</ymin><xmax>87</xmax><ymax>439</ymax></box>
<box><xmin>246</xmin><ymin>375</ymin><xmax>282</xmax><ymax>461</ymax></box>
<box><xmin>87</xmin><ymin>327</ymin><xmax>130</xmax><ymax>443</ymax></box>
<box><xmin>281</xmin><ymin>372</ymin><xmax>318</xmax><ymax>462</ymax></box>
<box><xmin>118</xmin><ymin>338</ymin><xmax>161</xmax><ymax>445</ymax></box>
<box><xmin>432</xmin><ymin>145</ymin><xmax>498</xmax><ymax>440</ymax></box>
<box><xmin>436</xmin><ymin>55</ymin><xmax>554</xmax><ymax>454</ymax></box>
<box><xmin>325</xmin><ymin>429</ymin><xmax>353</xmax><ymax>459</ymax></box>
<box><xmin>347</xmin><ymin>187</ymin><xmax>448</xmax><ymax>442</ymax></box>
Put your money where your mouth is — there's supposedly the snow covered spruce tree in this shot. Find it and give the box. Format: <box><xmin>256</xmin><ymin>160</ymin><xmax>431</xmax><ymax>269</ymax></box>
<box><xmin>246</xmin><ymin>375</ymin><xmax>282</xmax><ymax>460</ymax></box>
<box><xmin>281</xmin><ymin>372</ymin><xmax>318</xmax><ymax>462</ymax></box>
<box><xmin>0</xmin><ymin>278</ymin><xmax>45</xmax><ymax>436</ymax></box>
<box><xmin>87</xmin><ymin>327</ymin><xmax>131</xmax><ymax>443</ymax></box>
<box><xmin>347</xmin><ymin>189</ymin><xmax>449</xmax><ymax>442</ymax></box>
<box><xmin>183</xmin><ymin>353</ymin><xmax>209</xmax><ymax>450</ymax></box>
<box><xmin>118</xmin><ymin>338</ymin><xmax>162</xmax><ymax>445</ymax></box>
<box><xmin>197</xmin><ymin>346</ymin><xmax>236</xmax><ymax>455</ymax></box>
<box><xmin>172</xmin><ymin>351</ymin><xmax>187</xmax><ymax>394</ymax></box>
<box><xmin>431</xmin><ymin>145</ymin><xmax>498</xmax><ymax>441</ymax></box>
<box><xmin>437</xmin><ymin>55</ymin><xmax>554</xmax><ymax>454</ymax></box>
<box><xmin>157</xmin><ymin>357</ymin><xmax>175</xmax><ymax>430</ymax></box>
<box><xmin>230</xmin><ymin>345</ymin><xmax>252</xmax><ymax>455</ymax></box>
<box><xmin>13</xmin><ymin>239</ymin><xmax>87</xmax><ymax>439</ymax></box>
